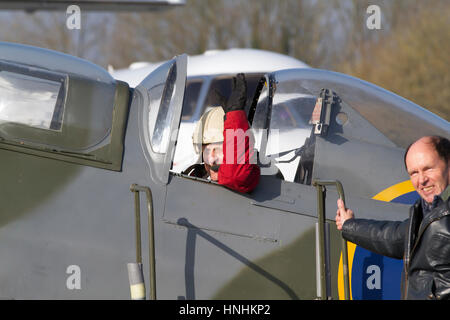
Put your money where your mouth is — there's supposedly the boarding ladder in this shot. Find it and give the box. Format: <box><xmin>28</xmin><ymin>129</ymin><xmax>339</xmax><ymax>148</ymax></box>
<box><xmin>127</xmin><ymin>184</ymin><xmax>156</xmax><ymax>300</ymax></box>
<box><xmin>312</xmin><ymin>179</ymin><xmax>351</xmax><ymax>300</ymax></box>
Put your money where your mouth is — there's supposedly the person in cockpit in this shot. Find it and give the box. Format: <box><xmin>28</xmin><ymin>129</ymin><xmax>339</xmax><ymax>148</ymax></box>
<box><xmin>182</xmin><ymin>73</ymin><xmax>260</xmax><ymax>193</ymax></box>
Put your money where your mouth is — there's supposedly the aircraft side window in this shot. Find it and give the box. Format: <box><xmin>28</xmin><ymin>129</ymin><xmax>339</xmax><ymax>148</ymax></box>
<box><xmin>149</xmin><ymin>63</ymin><xmax>176</xmax><ymax>154</ymax></box>
<box><xmin>0</xmin><ymin>43</ymin><xmax>129</xmax><ymax>172</ymax></box>
<box><xmin>0</xmin><ymin>68</ymin><xmax>65</xmax><ymax>131</ymax></box>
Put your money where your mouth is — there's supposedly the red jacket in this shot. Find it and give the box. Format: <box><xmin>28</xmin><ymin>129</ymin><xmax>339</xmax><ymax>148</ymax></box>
<box><xmin>218</xmin><ymin>110</ymin><xmax>260</xmax><ymax>193</ymax></box>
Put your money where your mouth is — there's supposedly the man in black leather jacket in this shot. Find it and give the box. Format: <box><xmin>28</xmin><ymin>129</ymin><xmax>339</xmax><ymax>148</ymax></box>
<box><xmin>336</xmin><ymin>136</ymin><xmax>450</xmax><ymax>299</ymax></box>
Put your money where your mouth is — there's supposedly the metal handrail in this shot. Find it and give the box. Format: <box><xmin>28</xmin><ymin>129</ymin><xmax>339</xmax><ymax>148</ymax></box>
<box><xmin>130</xmin><ymin>184</ymin><xmax>156</xmax><ymax>300</ymax></box>
<box><xmin>312</xmin><ymin>179</ymin><xmax>350</xmax><ymax>300</ymax></box>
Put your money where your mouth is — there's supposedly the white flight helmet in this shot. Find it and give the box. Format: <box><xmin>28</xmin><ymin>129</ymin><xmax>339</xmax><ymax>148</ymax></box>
<box><xmin>192</xmin><ymin>107</ymin><xmax>225</xmax><ymax>154</ymax></box>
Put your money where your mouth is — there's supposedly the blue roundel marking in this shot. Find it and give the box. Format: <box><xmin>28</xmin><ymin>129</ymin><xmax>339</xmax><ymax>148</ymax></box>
<box><xmin>390</xmin><ymin>191</ymin><xmax>420</xmax><ymax>205</ymax></box>
<box><xmin>351</xmin><ymin>248</ymin><xmax>403</xmax><ymax>299</ymax></box>
<box><xmin>350</xmin><ymin>191</ymin><xmax>419</xmax><ymax>300</ymax></box>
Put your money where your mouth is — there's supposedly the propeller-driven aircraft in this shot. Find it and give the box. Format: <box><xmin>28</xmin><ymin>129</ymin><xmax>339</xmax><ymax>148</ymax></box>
<box><xmin>0</xmin><ymin>38</ymin><xmax>448</xmax><ymax>300</ymax></box>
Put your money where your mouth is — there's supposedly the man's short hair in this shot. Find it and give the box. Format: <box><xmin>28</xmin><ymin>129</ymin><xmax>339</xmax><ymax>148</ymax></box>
<box><xmin>404</xmin><ymin>135</ymin><xmax>450</xmax><ymax>168</ymax></box>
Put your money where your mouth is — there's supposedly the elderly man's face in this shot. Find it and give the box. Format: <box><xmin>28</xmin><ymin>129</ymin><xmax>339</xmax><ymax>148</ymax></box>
<box><xmin>203</xmin><ymin>142</ymin><xmax>224</xmax><ymax>182</ymax></box>
<box><xmin>406</xmin><ymin>138</ymin><xmax>450</xmax><ymax>203</ymax></box>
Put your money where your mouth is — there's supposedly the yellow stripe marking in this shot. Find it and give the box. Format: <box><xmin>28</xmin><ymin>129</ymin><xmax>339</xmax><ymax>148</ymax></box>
<box><xmin>372</xmin><ymin>180</ymin><xmax>415</xmax><ymax>202</ymax></box>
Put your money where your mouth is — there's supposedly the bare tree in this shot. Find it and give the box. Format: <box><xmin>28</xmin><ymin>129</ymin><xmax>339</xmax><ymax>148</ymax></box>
<box><xmin>106</xmin><ymin>0</ymin><xmax>340</xmax><ymax>68</ymax></box>
<box><xmin>0</xmin><ymin>10</ymin><xmax>112</xmax><ymax>67</ymax></box>
<box><xmin>1</xmin><ymin>0</ymin><xmax>448</xmax><ymax>121</ymax></box>
<box><xmin>336</xmin><ymin>1</ymin><xmax>450</xmax><ymax>120</ymax></box>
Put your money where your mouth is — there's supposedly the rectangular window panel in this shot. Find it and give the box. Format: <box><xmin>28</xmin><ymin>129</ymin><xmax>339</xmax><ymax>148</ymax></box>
<box><xmin>0</xmin><ymin>70</ymin><xmax>63</xmax><ymax>131</ymax></box>
<box><xmin>150</xmin><ymin>63</ymin><xmax>176</xmax><ymax>154</ymax></box>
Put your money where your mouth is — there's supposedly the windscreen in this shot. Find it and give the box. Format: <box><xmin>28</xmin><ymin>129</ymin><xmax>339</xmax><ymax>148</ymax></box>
<box><xmin>266</xmin><ymin>81</ymin><xmax>316</xmax><ymax>156</ymax></box>
<box><xmin>251</xmin><ymin>76</ymin><xmax>318</xmax><ymax>181</ymax></box>
<box><xmin>273</xmin><ymin>69</ymin><xmax>449</xmax><ymax>148</ymax></box>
